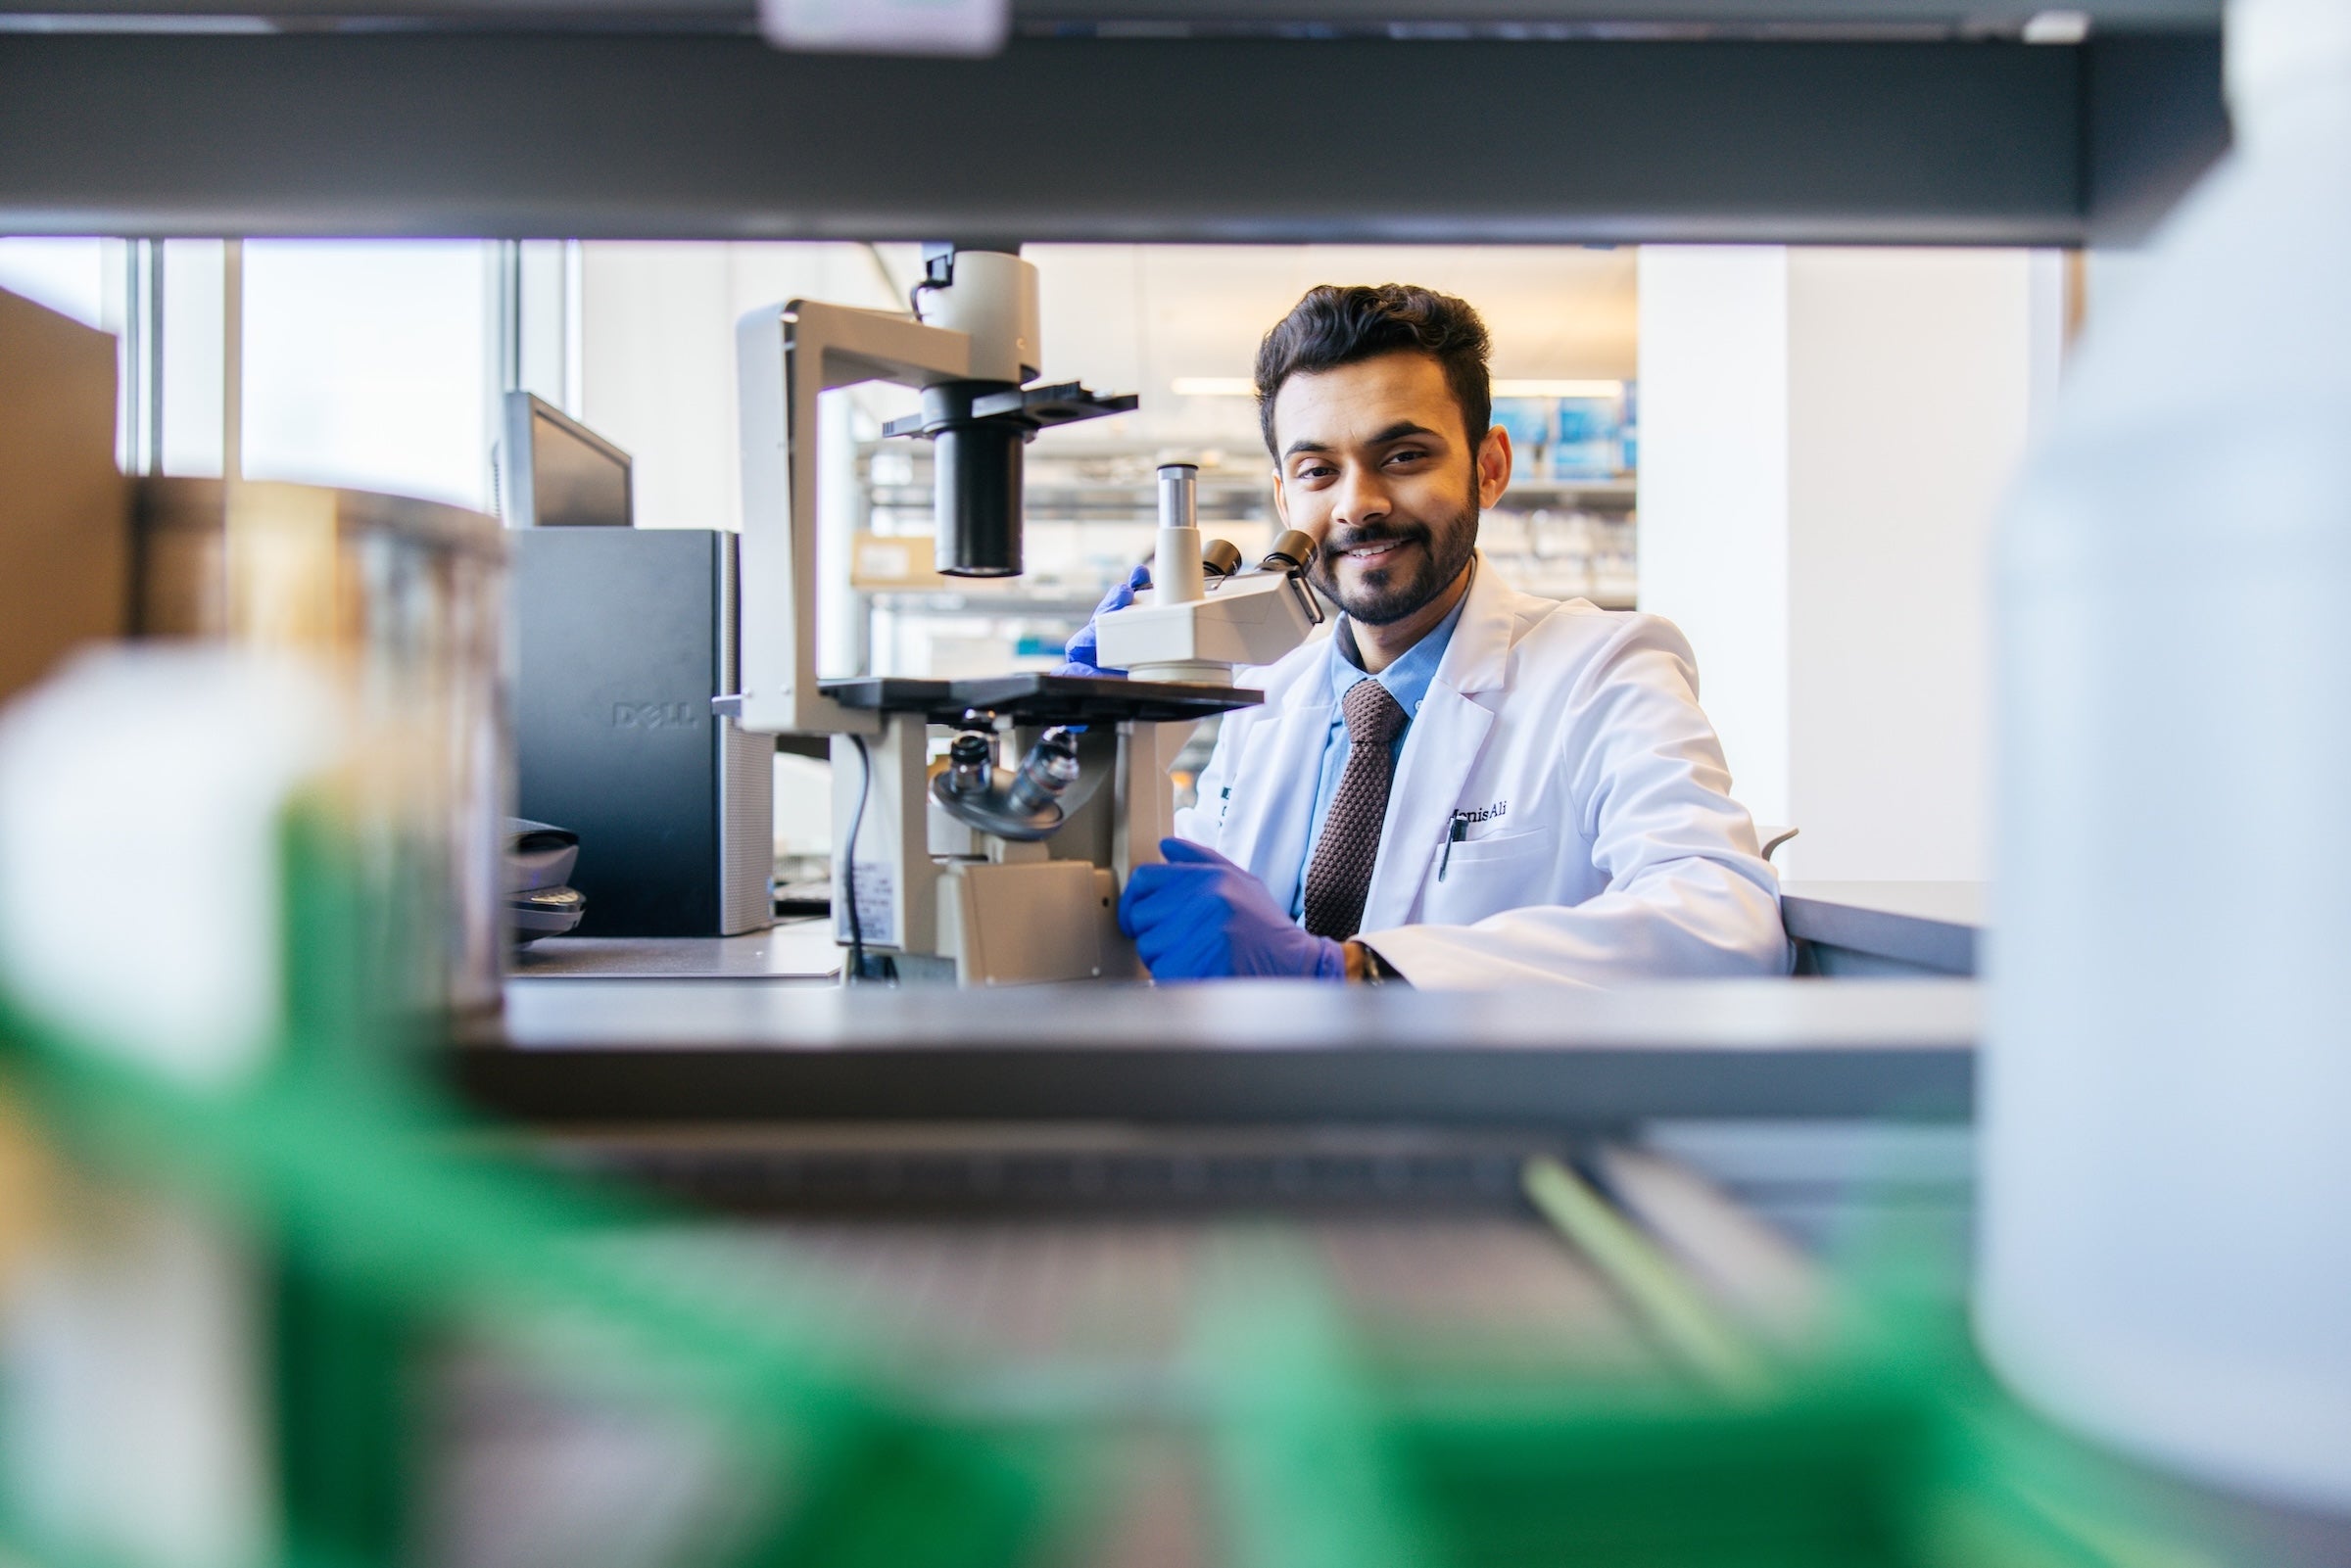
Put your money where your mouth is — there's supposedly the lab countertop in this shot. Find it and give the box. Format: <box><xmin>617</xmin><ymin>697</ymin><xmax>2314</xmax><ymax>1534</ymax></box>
<box><xmin>476</xmin><ymin>888</ymin><xmax>1988</xmax><ymax>1127</ymax></box>
<box><xmin>509</xmin><ymin>916</ymin><xmax>841</xmax><ymax>979</ymax></box>
<box><xmin>461</xmin><ymin>976</ymin><xmax>1977</xmax><ymax>1129</ymax></box>
<box><xmin>512</xmin><ymin>886</ymin><xmax>1987</xmax><ymax>986</ymax></box>
<box><xmin>1779</xmin><ymin>881</ymin><xmax>1985</xmax><ymax>976</ymax></box>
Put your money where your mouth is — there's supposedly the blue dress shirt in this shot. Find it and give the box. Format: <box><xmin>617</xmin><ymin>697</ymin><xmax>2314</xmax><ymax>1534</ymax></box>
<box><xmin>1286</xmin><ymin>584</ymin><xmax>1472</xmax><ymax>922</ymax></box>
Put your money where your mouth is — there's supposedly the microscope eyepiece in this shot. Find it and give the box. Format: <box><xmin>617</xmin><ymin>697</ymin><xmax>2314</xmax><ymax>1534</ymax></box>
<box><xmin>1201</xmin><ymin>539</ymin><xmax>1244</xmax><ymax>579</ymax></box>
<box><xmin>1260</xmin><ymin>530</ymin><xmax>1318</xmax><ymax>574</ymax></box>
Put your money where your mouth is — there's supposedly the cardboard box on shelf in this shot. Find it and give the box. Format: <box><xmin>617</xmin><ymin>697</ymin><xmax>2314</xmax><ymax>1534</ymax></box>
<box><xmin>0</xmin><ymin>288</ymin><xmax>128</xmax><ymax>705</ymax></box>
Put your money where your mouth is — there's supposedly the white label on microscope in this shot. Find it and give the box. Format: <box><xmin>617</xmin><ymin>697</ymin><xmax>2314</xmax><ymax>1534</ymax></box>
<box><xmin>839</xmin><ymin>860</ymin><xmax>895</xmax><ymax>945</ymax></box>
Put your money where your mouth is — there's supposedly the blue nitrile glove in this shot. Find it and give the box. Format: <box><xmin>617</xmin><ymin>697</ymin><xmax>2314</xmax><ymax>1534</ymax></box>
<box><xmin>1058</xmin><ymin>562</ymin><xmax>1152</xmax><ymax>678</ymax></box>
<box><xmin>1119</xmin><ymin>838</ymin><xmax>1346</xmax><ymax>982</ymax></box>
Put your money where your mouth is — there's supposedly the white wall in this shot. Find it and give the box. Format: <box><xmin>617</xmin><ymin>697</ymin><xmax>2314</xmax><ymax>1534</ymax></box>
<box><xmin>1634</xmin><ymin>247</ymin><xmax>1793</xmax><ymax>829</ymax></box>
<box><xmin>581</xmin><ymin>242</ymin><xmax>1644</xmax><ymax>517</ymax></box>
<box><xmin>578</xmin><ymin>242</ymin><xmax>913</xmax><ymax>533</ymax></box>
<box><xmin>1639</xmin><ymin>245</ymin><xmax>2057</xmax><ymax>881</ymax></box>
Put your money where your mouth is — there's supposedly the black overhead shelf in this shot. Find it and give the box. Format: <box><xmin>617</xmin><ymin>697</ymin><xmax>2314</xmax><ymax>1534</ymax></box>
<box><xmin>0</xmin><ymin>0</ymin><xmax>2230</xmax><ymax>27</ymax></box>
<box><xmin>0</xmin><ymin>12</ymin><xmax>2226</xmax><ymax>244</ymax></box>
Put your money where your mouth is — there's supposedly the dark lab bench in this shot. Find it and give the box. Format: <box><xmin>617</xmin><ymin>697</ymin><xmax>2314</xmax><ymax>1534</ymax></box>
<box><xmin>460</xmin><ymin>977</ymin><xmax>1976</xmax><ymax>1132</ymax></box>
<box><xmin>468</xmin><ymin>949</ymin><xmax>1980</xmax><ymax>1288</ymax></box>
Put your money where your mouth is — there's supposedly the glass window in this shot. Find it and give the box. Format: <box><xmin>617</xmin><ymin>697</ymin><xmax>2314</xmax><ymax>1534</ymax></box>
<box><xmin>241</xmin><ymin>241</ymin><xmax>493</xmax><ymax>510</ymax></box>
<box><xmin>160</xmin><ymin>241</ymin><xmax>226</xmax><ymax>479</ymax></box>
<box><xmin>0</xmin><ymin>238</ymin><xmax>108</xmax><ymax>328</ymax></box>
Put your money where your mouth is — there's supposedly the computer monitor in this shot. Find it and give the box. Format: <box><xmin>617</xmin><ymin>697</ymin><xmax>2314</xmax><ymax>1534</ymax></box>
<box><xmin>500</xmin><ymin>392</ymin><xmax>632</xmax><ymax>528</ymax></box>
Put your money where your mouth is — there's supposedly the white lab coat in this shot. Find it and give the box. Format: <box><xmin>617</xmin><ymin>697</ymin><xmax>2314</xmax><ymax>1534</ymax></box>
<box><xmin>1172</xmin><ymin>555</ymin><xmax>1792</xmax><ymax>988</ymax></box>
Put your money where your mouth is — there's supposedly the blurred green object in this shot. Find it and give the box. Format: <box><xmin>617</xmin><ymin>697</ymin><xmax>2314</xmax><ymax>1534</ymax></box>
<box><xmin>1195</xmin><ymin>1224</ymin><xmax>2220</xmax><ymax>1568</ymax></box>
<box><xmin>0</xmin><ymin>806</ymin><xmax>2240</xmax><ymax>1568</ymax></box>
<box><xmin>1522</xmin><ymin>1153</ymin><xmax>1775</xmax><ymax>1400</ymax></box>
<box><xmin>0</xmin><ymin>804</ymin><xmax>1055</xmax><ymax>1568</ymax></box>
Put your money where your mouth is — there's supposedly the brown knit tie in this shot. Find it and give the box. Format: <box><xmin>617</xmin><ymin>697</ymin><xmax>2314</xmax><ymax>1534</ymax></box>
<box><xmin>1302</xmin><ymin>679</ymin><xmax>1410</xmax><ymax>940</ymax></box>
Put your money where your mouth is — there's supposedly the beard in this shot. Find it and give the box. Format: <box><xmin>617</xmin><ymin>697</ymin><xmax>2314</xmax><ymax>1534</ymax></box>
<box><xmin>1307</xmin><ymin>491</ymin><xmax>1480</xmax><ymax>627</ymax></box>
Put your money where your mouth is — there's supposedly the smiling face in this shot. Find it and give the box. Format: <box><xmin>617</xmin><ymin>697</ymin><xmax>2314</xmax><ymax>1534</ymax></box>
<box><xmin>1270</xmin><ymin>351</ymin><xmax>1512</xmax><ymax>626</ymax></box>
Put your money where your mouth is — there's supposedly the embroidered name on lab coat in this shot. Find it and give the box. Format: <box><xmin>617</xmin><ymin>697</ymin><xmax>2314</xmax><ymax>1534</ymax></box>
<box><xmin>1440</xmin><ymin>801</ymin><xmax>1511</xmax><ymax>880</ymax></box>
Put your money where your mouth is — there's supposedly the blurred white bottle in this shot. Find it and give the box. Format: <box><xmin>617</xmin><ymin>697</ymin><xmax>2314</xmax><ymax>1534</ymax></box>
<box><xmin>0</xmin><ymin>646</ymin><xmax>342</xmax><ymax>1568</ymax></box>
<box><xmin>1981</xmin><ymin>0</ymin><xmax>2351</xmax><ymax>1513</ymax></box>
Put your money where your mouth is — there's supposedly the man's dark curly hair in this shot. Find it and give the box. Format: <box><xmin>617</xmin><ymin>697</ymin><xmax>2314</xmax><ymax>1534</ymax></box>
<box><xmin>1253</xmin><ymin>283</ymin><xmax>1493</xmax><ymax>458</ymax></box>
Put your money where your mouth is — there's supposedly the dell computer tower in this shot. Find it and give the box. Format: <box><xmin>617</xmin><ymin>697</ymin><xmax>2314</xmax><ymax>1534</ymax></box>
<box><xmin>511</xmin><ymin>527</ymin><xmax>773</xmax><ymax>936</ymax></box>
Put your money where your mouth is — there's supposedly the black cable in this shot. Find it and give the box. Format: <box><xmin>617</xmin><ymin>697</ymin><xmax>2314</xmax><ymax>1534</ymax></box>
<box><xmin>843</xmin><ymin>734</ymin><xmax>871</xmax><ymax>983</ymax></box>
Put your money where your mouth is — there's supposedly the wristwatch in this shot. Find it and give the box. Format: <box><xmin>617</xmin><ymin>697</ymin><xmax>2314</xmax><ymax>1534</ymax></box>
<box><xmin>1344</xmin><ymin>939</ymin><xmax>1408</xmax><ymax>985</ymax></box>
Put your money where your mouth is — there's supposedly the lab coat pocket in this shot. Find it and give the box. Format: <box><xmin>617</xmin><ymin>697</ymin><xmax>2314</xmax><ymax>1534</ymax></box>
<box><xmin>1421</xmin><ymin>825</ymin><xmax>1557</xmax><ymax>926</ymax></box>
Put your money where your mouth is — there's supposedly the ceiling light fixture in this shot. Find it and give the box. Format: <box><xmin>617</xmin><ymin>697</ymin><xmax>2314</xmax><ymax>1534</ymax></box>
<box><xmin>2021</xmin><ymin>10</ymin><xmax>2091</xmax><ymax>45</ymax></box>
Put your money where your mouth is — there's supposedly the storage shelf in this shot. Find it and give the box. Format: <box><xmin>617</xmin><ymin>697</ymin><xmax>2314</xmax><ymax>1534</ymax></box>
<box><xmin>862</xmin><ymin>590</ymin><xmax>1110</xmax><ymax>616</ymax></box>
<box><xmin>857</xmin><ymin>439</ymin><xmax>1640</xmax><ymax>678</ymax></box>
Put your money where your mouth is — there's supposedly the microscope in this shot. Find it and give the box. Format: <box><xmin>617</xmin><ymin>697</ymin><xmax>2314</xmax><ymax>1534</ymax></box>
<box><xmin>729</xmin><ymin>245</ymin><xmax>1323</xmax><ymax>984</ymax></box>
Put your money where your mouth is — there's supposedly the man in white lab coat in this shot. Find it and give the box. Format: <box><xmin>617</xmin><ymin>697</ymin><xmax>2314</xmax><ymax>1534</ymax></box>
<box><xmin>1069</xmin><ymin>283</ymin><xmax>1790</xmax><ymax>988</ymax></box>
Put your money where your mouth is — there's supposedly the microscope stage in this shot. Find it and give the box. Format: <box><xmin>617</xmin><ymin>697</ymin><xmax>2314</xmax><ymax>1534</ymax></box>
<box><xmin>820</xmin><ymin>673</ymin><xmax>1263</xmax><ymax>727</ymax></box>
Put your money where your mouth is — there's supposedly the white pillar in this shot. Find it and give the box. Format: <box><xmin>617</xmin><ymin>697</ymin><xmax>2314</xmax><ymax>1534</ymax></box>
<box><xmin>579</xmin><ymin>242</ymin><xmax>740</xmax><ymax>534</ymax></box>
<box><xmin>1638</xmin><ymin>245</ymin><xmax>2051</xmax><ymax>881</ymax></box>
<box><xmin>1634</xmin><ymin>246</ymin><xmax>1793</xmax><ymax>829</ymax></box>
